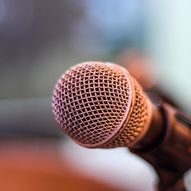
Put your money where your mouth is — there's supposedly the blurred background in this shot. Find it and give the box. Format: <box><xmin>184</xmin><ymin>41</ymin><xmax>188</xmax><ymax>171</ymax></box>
<box><xmin>0</xmin><ymin>0</ymin><xmax>191</xmax><ymax>190</ymax></box>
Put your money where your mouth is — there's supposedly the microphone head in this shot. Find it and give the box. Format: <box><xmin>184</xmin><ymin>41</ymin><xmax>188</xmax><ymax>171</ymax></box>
<box><xmin>52</xmin><ymin>62</ymin><xmax>152</xmax><ymax>148</ymax></box>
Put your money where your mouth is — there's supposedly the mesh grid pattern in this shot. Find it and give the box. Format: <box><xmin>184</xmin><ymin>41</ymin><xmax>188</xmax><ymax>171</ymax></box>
<box><xmin>104</xmin><ymin>79</ymin><xmax>150</xmax><ymax>147</ymax></box>
<box><xmin>52</xmin><ymin>62</ymin><xmax>150</xmax><ymax>147</ymax></box>
<box><xmin>52</xmin><ymin>62</ymin><xmax>131</xmax><ymax>146</ymax></box>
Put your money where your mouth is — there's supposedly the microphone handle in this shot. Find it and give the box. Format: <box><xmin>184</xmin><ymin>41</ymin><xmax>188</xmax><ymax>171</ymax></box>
<box><xmin>130</xmin><ymin>103</ymin><xmax>191</xmax><ymax>190</ymax></box>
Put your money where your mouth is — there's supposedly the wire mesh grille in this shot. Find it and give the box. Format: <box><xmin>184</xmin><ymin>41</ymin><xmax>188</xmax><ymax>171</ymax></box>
<box><xmin>104</xmin><ymin>79</ymin><xmax>150</xmax><ymax>147</ymax></box>
<box><xmin>52</xmin><ymin>62</ymin><xmax>150</xmax><ymax>147</ymax></box>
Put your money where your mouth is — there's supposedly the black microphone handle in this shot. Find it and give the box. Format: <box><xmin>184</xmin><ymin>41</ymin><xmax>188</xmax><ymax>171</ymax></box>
<box><xmin>130</xmin><ymin>103</ymin><xmax>191</xmax><ymax>191</ymax></box>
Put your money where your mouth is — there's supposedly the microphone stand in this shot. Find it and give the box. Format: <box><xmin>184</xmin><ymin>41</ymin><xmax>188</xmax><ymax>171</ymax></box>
<box><xmin>130</xmin><ymin>103</ymin><xmax>191</xmax><ymax>191</ymax></box>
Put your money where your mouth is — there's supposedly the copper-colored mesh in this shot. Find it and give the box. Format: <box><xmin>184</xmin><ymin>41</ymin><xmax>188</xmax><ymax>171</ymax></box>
<box><xmin>52</xmin><ymin>62</ymin><xmax>151</xmax><ymax>148</ymax></box>
<box><xmin>104</xmin><ymin>79</ymin><xmax>150</xmax><ymax>147</ymax></box>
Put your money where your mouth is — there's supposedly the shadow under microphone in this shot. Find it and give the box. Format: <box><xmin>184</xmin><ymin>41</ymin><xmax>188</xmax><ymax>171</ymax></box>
<box><xmin>52</xmin><ymin>61</ymin><xmax>191</xmax><ymax>191</ymax></box>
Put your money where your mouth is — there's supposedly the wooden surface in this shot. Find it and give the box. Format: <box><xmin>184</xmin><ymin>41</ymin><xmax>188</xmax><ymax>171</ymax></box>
<box><xmin>0</xmin><ymin>140</ymin><xmax>122</xmax><ymax>191</ymax></box>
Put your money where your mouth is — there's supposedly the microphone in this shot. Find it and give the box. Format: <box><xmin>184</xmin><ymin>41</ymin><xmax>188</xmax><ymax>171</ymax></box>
<box><xmin>52</xmin><ymin>61</ymin><xmax>191</xmax><ymax>190</ymax></box>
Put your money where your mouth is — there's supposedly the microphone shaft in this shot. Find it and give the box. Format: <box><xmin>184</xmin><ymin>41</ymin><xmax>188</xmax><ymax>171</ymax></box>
<box><xmin>130</xmin><ymin>103</ymin><xmax>191</xmax><ymax>190</ymax></box>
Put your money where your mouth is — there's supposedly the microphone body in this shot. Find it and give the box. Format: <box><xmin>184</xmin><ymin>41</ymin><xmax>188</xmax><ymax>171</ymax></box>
<box><xmin>131</xmin><ymin>103</ymin><xmax>191</xmax><ymax>190</ymax></box>
<box><xmin>52</xmin><ymin>62</ymin><xmax>191</xmax><ymax>190</ymax></box>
